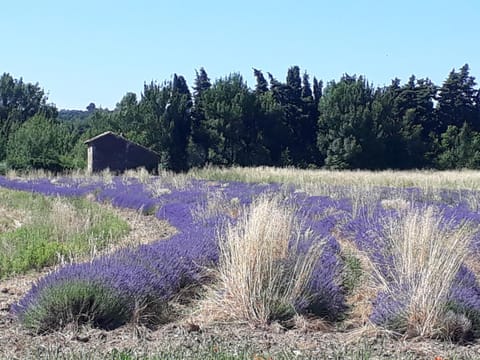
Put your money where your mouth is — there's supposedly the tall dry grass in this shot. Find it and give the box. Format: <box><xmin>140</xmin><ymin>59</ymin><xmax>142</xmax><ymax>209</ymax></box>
<box><xmin>373</xmin><ymin>206</ymin><xmax>476</xmax><ymax>338</ymax></box>
<box><xmin>191</xmin><ymin>189</ymin><xmax>241</xmax><ymax>224</ymax></box>
<box><xmin>201</xmin><ymin>194</ymin><xmax>323</xmax><ymax>325</ymax></box>
<box><xmin>191</xmin><ymin>166</ymin><xmax>480</xmax><ymax>191</ymax></box>
<box><xmin>191</xmin><ymin>166</ymin><xmax>480</xmax><ymax>216</ymax></box>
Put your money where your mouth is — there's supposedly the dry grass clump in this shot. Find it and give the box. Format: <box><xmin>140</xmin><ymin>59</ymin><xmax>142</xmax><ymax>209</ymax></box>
<box><xmin>123</xmin><ymin>167</ymin><xmax>151</xmax><ymax>183</ymax></box>
<box><xmin>5</xmin><ymin>168</ymin><xmax>56</xmax><ymax>180</ymax></box>
<box><xmin>336</xmin><ymin>238</ymin><xmax>377</xmax><ymax>328</ymax></box>
<box><xmin>120</xmin><ymin>167</ymin><xmax>172</xmax><ymax>197</ymax></box>
<box><xmin>191</xmin><ymin>190</ymin><xmax>241</xmax><ymax>223</ymax></box>
<box><xmin>374</xmin><ymin>206</ymin><xmax>475</xmax><ymax>338</ymax></box>
<box><xmin>121</xmin><ymin>168</ymin><xmax>191</xmax><ymax>193</ymax></box>
<box><xmin>0</xmin><ymin>207</ymin><xmax>26</xmax><ymax>233</ymax></box>
<box><xmin>158</xmin><ymin>169</ymin><xmax>192</xmax><ymax>189</ymax></box>
<box><xmin>200</xmin><ymin>194</ymin><xmax>323</xmax><ymax>325</ymax></box>
<box><xmin>49</xmin><ymin>198</ymin><xmax>89</xmax><ymax>242</ymax></box>
<box><xmin>380</xmin><ymin>198</ymin><xmax>411</xmax><ymax>211</ymax></box>
<box><xmin>99</xmin><ymin>168</ymin><xmax>114</xmax><ymax>185</ymax></box>
<box><xmin>145</xmin><ymin>179</ymin><xmax>172</xmax><ymax>198</ymax></box>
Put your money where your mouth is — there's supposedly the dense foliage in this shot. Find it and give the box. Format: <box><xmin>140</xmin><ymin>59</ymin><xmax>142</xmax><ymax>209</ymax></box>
<box><xmin>1</xmin><ymin>64</ymin><xmax>480</xmax><ymax>171</ymax></box>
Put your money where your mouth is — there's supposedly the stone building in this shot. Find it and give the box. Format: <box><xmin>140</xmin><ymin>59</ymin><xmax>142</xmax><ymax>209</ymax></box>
<box><xmin>84</xmin><ymin>131</ymin><xmax>159</xmax><ymax>173</ymax></box>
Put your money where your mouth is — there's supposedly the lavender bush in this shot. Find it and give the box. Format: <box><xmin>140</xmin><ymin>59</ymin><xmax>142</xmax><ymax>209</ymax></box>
<box><xmin>342</xmin><ymin>198</ymin><xmax>480</xmax><ymax>340</ymax></box>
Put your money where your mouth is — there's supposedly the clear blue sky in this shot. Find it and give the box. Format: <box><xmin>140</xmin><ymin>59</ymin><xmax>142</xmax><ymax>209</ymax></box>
<box><xmin>1</xmin><ymin>0</ymin><xmax>479</xmax><ymax>110</ymax></box>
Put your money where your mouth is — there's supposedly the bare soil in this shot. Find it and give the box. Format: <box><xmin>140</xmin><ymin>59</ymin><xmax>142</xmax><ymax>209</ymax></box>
<box><xmin>1</xmin><ymin>206</ymin><xmax>480</xmax><ymax>359</ymax></box>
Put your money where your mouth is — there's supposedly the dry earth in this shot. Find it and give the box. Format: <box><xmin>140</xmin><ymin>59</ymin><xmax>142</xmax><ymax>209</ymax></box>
<box><xmin>1</xmin><ymin>205</ymin><xmax>480</xmax><ymax>359</ymax></box>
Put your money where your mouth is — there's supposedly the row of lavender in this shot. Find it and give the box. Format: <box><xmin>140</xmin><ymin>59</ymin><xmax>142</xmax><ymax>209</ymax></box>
<box><xmin>0</xmin><ymin>176</ymin><xmax>347</xmax><ymax>331</ymax></box>
<box><xmin>2</xmin><ymin>175</ymin><xmax>480</xmax><ymax>338</ymax></box>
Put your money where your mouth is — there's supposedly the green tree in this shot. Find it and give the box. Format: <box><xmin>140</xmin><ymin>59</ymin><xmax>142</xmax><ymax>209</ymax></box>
<box><xmin>254</xmin><ymin>82</ymin><xmax>286</xmax><ymax>165</ymax></box>
<box><xmin>138</xmin><ymin>75</ymin><xmax>192</xmax><ymax>171</ymax></box>
<box><xmin>0</xmin><ymin>73</ymin><xmax>57</xmax><ymax>159</ymax></box>
<box><xmin>266</xmin><ymin>72</ymin><xmax>291</xmax><ymax>164</ymax></box>
<box><xmin>371</xmin><ymin>77</ymin><xmax>435</xmax><ymax>169</ymax></box>
<box><xmin>253</xmin><ymin>68</ymin><xmax>269</xmax><ymax>94</ymax></box>
<box><xmin>190</xmin><ymin>68</ymin><xmax>212</xmax><ymax>166</ymax></box>
<box><xmin>165</xmin><ymin>74</ymin><xmax>192</xmax><ymax>171</ymax></box>
<box><xmin>202</xmin><ymin>73</ymin><xmax>268</xmax><ymax>165</ymax></box>
<box><xmin>401</xmin><ymin>77</ymin><xmax>436</xmax><ymax>167</ymax></box>
<box><xmin>139</xmin><ymin>80</ymin><xmax>171</xmax><ymax>166</ymax></box>
<box><xmin>202</xmin><ymin>74</ymin><xmax>247</xmax><ymax>164</ymax></box>
<box><xmin>86</xmin><ymin>102</ymin><xmax>96</xmax><ymax>112</ymax></box>
<box><xmin>299</xmin><ymin>72</ymin><xmax>320</xmax><ymax>165</ymax></box>
<box><xmin>313</xmin><ymin>77</ymin><xmax>323</xmax><ymax>107</ymax></box>
<box><xmin>437</xmin><ymin>64</ymin><xmax>479</xmax><ymax>131</ymax></box>
<box><xmin>6</xmin><ymin>115</ymin><xmax>65</xmax><ymax>171</ymax></box>
<box><xmin>436</xmin><ymin>123</ymin><xmax>480</xmax><ymax>169</ymax></box>
<box><xmin>284</xmin><ymin>67</ymin><xmax>303</xmax><ymax>164</ymax></box>
<box><xmin>267</xmin><ymin>66</ymin><xmax>319</xmax><ymax>166</ymax></box>
<box><xmin>317</xmin><ymin>75</ymin><xmax>378</xmax><ymax>169</ymax></box>
<box><xmin>106</xmin><ymin>92</ymin><xmax>143</xmax><ymax>143</ymax></box>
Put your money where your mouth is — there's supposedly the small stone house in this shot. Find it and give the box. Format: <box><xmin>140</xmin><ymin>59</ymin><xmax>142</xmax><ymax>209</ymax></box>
<box><xmin>84</xmin><ymin>131</ymin><xmax>159</xmax><ymax>173</ymax></box>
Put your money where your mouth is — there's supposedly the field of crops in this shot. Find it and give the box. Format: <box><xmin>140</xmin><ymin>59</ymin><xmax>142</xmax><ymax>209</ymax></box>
<box><xmin>3</xmin><ymin>168</ymin><xmax>480</xmax><ymax>359</ymax></box>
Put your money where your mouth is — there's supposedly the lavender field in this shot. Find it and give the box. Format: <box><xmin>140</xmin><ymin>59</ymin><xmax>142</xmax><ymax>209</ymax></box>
<box><xmin>2</xmin><ymin>169</ymin><xmax>480</xmax><ymax>359</ymax></box>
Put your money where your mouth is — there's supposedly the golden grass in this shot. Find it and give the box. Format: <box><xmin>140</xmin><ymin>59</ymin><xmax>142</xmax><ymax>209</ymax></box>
<box><xmin>374</xmin><ymin>206</ymin><xmax>476</xmax><ymax>338</ymax></box>
<box><xmin>191</xmin><ymin>189</ymin><xmax>241</xmax><ymax>224</ymax></box>
<box><xmin>190</xmin><ymin>166</ymin><xmax>480</xmax><ymax>191</ymax></box>
<box><xmin>190</xmin><ymin>166</ymin><xmax>480</xmax><ymax>217</ymax></box>
<box><xmin>200</xmin><ymin>194</ymin><xmax>324</xmax><ymax>325</ymax></box>
<box><xmin>0</xmin><ymin>207</ymin><xmax>26</xmax><ymax>233</ymax></box>
<box><xmin>337</xmin><ymin>237</ymin><xmax>378</xmax><ymax>329</ymax></box>
<box><xmin>8</xmin><ymin>165</ymin><xmax>480</xmax><ymax>193</ymax></box>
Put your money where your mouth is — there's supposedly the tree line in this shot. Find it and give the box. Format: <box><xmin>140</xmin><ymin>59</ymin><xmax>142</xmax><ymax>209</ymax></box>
<box><xmin>1</xmin><ymin>64</ymin><xmax>479</xmax><ymax>172</ymax></box>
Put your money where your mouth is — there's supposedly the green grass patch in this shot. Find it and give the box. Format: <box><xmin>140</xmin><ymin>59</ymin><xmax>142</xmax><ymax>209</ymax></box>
<box><xmin>341</xmin><ymin>250</ymin><xmax>364</xmax><ymax>294</ymax></box>
<box><xmin>0</xmin><ymin>188</ymin><xmax>129</xmax><ymax>278</ymax></box>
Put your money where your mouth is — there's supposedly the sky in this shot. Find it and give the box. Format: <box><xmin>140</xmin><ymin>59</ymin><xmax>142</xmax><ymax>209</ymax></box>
<box><xmin>1</xmin><ymin>0</ymin><xmax>479</xmax><ymax>110</ymax></box>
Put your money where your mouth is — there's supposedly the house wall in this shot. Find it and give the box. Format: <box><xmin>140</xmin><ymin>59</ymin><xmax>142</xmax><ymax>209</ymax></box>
<box><xmin>87</xmin><ymin>146</ymin><xmax>93</xmax><ymax>173</ymax></box>
<box><xmin>87</xmin><ymin>134</ymin><xmax>159</xmax><ymax>173</ymax></box>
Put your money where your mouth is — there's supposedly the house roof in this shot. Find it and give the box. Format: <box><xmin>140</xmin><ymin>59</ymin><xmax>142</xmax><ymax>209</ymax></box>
<box><xmin>84</xmin><ymin>131</ymin><xmax>159</xmax><ymax>157</ymax></box>
<box><xmin>84</xmin><ymin>131</ymin><xmax>118</xmax><ymax>144</ymax></box>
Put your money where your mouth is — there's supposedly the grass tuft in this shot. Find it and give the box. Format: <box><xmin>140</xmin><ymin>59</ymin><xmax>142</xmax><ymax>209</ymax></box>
<box><xmin>372</xmin><ymin>206</ymin><xmax>475</xmax><ymax>338</ymax></box>
<box><xmin>201</xmin><ymin>194</ymin><xmax>324</xmax><ymax>325</ymax></box>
